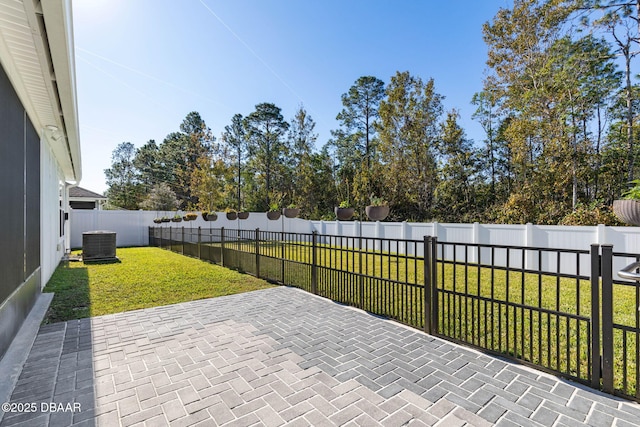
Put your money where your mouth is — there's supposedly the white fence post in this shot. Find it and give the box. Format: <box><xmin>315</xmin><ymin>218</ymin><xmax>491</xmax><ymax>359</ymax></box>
<box><xmin>401</xmin><ymin>221</ymin><xmax>408</xmax><ymax>256</ymax></box>
<box><xmin>138</xmin><ymin>211</ymin><xmax>143</xmax><ymax>245</ymax></box>
<box><xmin>598</xmin><ymin>223</ymin><xmax>607</xmax><ymax>245</ymax></box>
<box><xmin>92</xmin><ymin>208</ymin><xmax>98</xmax><ymax>231</ymax></box>
<box><xmin>472</xmin><ymin>222</ymin><xmax>480</xmax><ymax>263</ymax></box>
<box><xmin>525</xmin><ymin>223</ymin><xmax>534</xmax><ymax>269</ymax></box>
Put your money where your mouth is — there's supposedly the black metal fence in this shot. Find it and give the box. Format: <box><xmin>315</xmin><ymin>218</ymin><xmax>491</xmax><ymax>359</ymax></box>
<box><xmin>149</xmin><ymin>226</ymin><xmax>640</xmax><ymax>402</ymax></box>
<box><xmin>611</xmin><ymin>249</ymin><xmax>640</xmax><ymax>399</ymax></box>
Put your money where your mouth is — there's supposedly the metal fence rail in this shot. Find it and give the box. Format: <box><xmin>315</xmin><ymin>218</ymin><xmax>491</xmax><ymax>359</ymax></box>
<box><xmin>149</xmin><ymin>226</ymin><xmax>640</xmax><ymax>402</ymax></box>
<box><xmin>611</xmin><ymin>249</ymin><xmax>640</xmax><ymax>400</ymax></box>
<box><xmin>432</xmin><ymin>239</ymin><xmax>596</xmax><ymax>389</ymax></box>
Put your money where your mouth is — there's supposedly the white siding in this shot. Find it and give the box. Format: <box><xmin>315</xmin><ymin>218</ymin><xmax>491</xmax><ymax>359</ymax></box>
<box><xmin>40</xmin><ymin>139</ymin><xmax>65</xmax><ymax>287</ymax></box>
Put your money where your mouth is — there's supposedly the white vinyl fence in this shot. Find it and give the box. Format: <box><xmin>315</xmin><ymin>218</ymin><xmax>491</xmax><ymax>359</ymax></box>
<box><xmin>70</xmin><ymin>210</ymin><xmax>156</xmax><ymax>248</ymax></box>
<box><xmin>310</xmin><ymin>220</ymin><xmax>640</xmax><ymax>251</ymax></box>
<box><xmin>69</xmin><ymin>210</ymin><xmax>313</xmax><ymax>248</ymax></box>
<box><xmin>71</xmin><ymin>210</ymin><xmax>640</xmax><ymax>278</ymax></box>
<box><xmin>71</xmin><ymin>210</ymin><xmax>640</xmax><ymax>251</ymax></box>
<box><xmin>310</xmin><ymin>220</ymin><xmax>640</xmax><ymax>278</ymax></box>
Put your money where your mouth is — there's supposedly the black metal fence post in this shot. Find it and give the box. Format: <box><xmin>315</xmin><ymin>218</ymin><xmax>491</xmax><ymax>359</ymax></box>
<box><xmin>198</xmin><ymin>227</ymin><xmax>202</xmax><ymax>260</ymax></box>
<box><xmin>590</xmin><ymin>243</ymin><xmax>601</xmax><ymax>389</ymax></box>
<box><xmin>281</xmin><ymin>231</ymin><xmax>285</xmax><ymax>284</ymax></box>
<box><xmin>601</xmin><ymin>244</ymin><xmax>614</xmax><ymax>393</ymax></box>
<box><xmin>169</xmin><ymin>226</ymin><xmax>172</xmax><ymax>251</ymax></box>
<box><xmin>181</xmin><ymin>226</ymin><xmax>185</xmax><ymax>254</ymax></box>
<box><xmin>255</xmin><ymin>228</ymin><xmax>260</xmax><ymax>278</ymax></box>
<box><xmin>311</xmin><ymin>231</ymin><xmax>318</xmax><ymax>295</ymax></box>
<box><xmin>424</xmin><ymin>236</ymin><xmax>432</xmax><ymax>334</ymax></box>
<box><xmin>359</xmin><ymin>235</ymin><xmax>364</xmax><ymax>309</ymax></box>
<box><xmin>431</xmin><ymin>236</ymin><xmax>439</xmax><ymax>335</ymax></box>
<box><xmin>221</xmin><ymin>227</ymin><xmax>225</xmax><ymax>267</ymax></box>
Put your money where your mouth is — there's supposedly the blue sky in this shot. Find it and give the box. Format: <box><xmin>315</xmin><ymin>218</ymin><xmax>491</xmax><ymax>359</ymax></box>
<box><xmin>74</xmin><ymin>0</ymin><xmax>511</xmax><ymax>194</ymax></box>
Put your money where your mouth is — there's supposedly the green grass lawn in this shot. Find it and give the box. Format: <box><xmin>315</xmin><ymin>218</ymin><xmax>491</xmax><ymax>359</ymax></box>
<box><xmin>43</xmin><ymin>247</ymin><xmax>273</xmax><ymax>324</ymax></box>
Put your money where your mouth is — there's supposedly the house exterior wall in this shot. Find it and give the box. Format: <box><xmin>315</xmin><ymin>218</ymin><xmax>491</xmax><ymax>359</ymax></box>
<box><xmin>0</xmin><ymin>62</ymin><xmax>42</xmax><ymax>360</ymax></box>
<box><xmin>41</xmin><ymin>142</ymin><xmax>67</xmax><ymax>288</ymax></box>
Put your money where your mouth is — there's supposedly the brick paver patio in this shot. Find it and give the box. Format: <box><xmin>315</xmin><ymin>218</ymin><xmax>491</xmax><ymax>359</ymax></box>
<box><xmin>1</xmin><ymin>286</ymin><xmax>639</xmax><ymax>426</ymax></box>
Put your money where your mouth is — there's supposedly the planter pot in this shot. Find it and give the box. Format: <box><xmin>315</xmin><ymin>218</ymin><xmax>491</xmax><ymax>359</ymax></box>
<box><xmin>238</xmin><ymin>212</ymin><xmax>250</xmax><ymax>220</ymax></box>
<box><xmin>613</xmin><ymin>199</ymin><xmax>640</xmax><ymax>226</ymax></box>
<box><xmin>335</xmin><ymin>207</ymin><xmax>355</xmax><ymax>221</ymax></box>
<box><xmin>365</xmin><ymin>205</ymin><xmax>390</xmax><ymax>221</ymax></box>
<box><xmin>171</xmin><ymin>217</ymin><xmax>182</xmax><ymax>223</ymax></box>
<box><xmin>153</xmin><ymin>219</ymin><xmax>162</xmax><ymax>224</ymax></box>
<box><xmin>267</xmin><ymin>211</ymin><xmax>281</xmax><ymax>220</ymax></box>
<box><xmin>226</xmin><ymin>212</ymin><xmax>237</xmax><ymax>220</ymax></box>
<box><xmin>161</xmin><ymin>218</ymin><xmax>170</xmax><ymax>223</ymax></box>
<box><xmin>203</xmin><ymin>212</ymin><xmax>217</xmax><ymax>221</ymax></box>
<box><xmin>283</xmin><ymin>208</ymin><xmax>300</xmax><ymax>218</ymax></box>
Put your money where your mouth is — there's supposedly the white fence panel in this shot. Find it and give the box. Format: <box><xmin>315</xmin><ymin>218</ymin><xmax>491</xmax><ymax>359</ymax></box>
<box><xmin>605</xmin><ymin>226</ymin><xmax>640</xmax><ymax>278</ymax></box>
<box><xmin>182</xmin><ymin>213</ymin><xmax>312</xmax><ymax>235</ymax></box>
<box><xmin>534</xmin><ymin>225</ymin><xmax>596</xmax><ymax>250</ymax></box>
<box><xmin>71</xmin><ymin>210</ymin><xmax>314</xmax><ymax>248</ymax></box>
<box><xmin>482</xmin><ymin>224</ymin><xmax>527</xmax><ymax>246</ymax></box>
<box><xmin>407</xmin><ymin>223</ymin><xmax>434</xmax><ymax>241</ymax></box>
<box><xmin>70</xmin><ymin>210</ymin><xmax>158</xmax><ymax>248</ymax></box>
<box><xmin>71</xmin><ymin>211</ymin><xmax>640</xmax><ymax>277</ymax></box>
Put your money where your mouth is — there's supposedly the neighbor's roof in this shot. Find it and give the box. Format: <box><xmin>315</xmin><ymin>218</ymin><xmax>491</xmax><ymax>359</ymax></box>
<box><xmin>69</xmin><ymin>186</ymin><xmax>106</xmax><ymax>200</ymax></box>
<box><xmin>0</xmin><ymin>0</ymin><xmax>81</xmax><ymax>182</ymax></box>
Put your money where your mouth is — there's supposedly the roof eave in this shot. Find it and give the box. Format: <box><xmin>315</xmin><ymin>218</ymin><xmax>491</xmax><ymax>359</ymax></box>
<box><xmin>40</xmin><ymin>0</ymin><xmax>81</xmax><ymax>183</ymax></box>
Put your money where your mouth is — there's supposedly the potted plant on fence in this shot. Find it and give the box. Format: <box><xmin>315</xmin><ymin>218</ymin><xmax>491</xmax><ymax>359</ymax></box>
<box><xmin>283</xmin><ymin>203</ymin><xmax>300</xmax><ymax>219</ymax></box>
<box><xmin>267</xmin><ymin>202</ymin><xmax>281</xmax><ymax>220</ymax></box>
<box><xmin>184</xmin><ymin>212</ymin><xmax>198</xmax><ymax>221</ymax></box>
<box><xmin>160</xmin><ymin>216</ymin><xmax>170</xmax><ymax>223</ymax></box>
<box><xmin>153</xmin><ymin>218</ymin><xmax>162</xmax><ymax>224</ymax></box>
<box><xmin>365</xmin><ymin>195</ymin><xmax>390</xmax><ymax>221</ymax></box>
<box><xmin>225</xmin><ymin>208</ymin><xmax>237</xmax><ymax>221</ymax></box>
<box><xmin>613</xmin><ymin>179</ymin><xmax>640</xmax><ymax>225</ymax></box>
<box><xmin>335</xmin><ymin>200</ymin><xmax>355</xmax><ymax>221</ymax></box>
<box><xmin>202</xmin><ymin>211</ymin><xmax>217</xmax><ymax>221</ymax></box>
<box><xmin>171</xmin><ymin>214</ymin><xmax>183</xmax><ymax>223</ymax></box>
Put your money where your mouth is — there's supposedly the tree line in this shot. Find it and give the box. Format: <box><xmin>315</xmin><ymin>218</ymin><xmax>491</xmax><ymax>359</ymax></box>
<box><xmin>105</xmin><ymin>0</ymin><xmax>640</xmax><ymax>224</ymax></box>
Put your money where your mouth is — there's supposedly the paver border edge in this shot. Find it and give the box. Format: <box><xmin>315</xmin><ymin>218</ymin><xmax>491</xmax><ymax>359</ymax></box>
<box><xmin>0</xmin><ymin>292</ymin><xmax>53</xmax><ymax>423</ymax></box>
